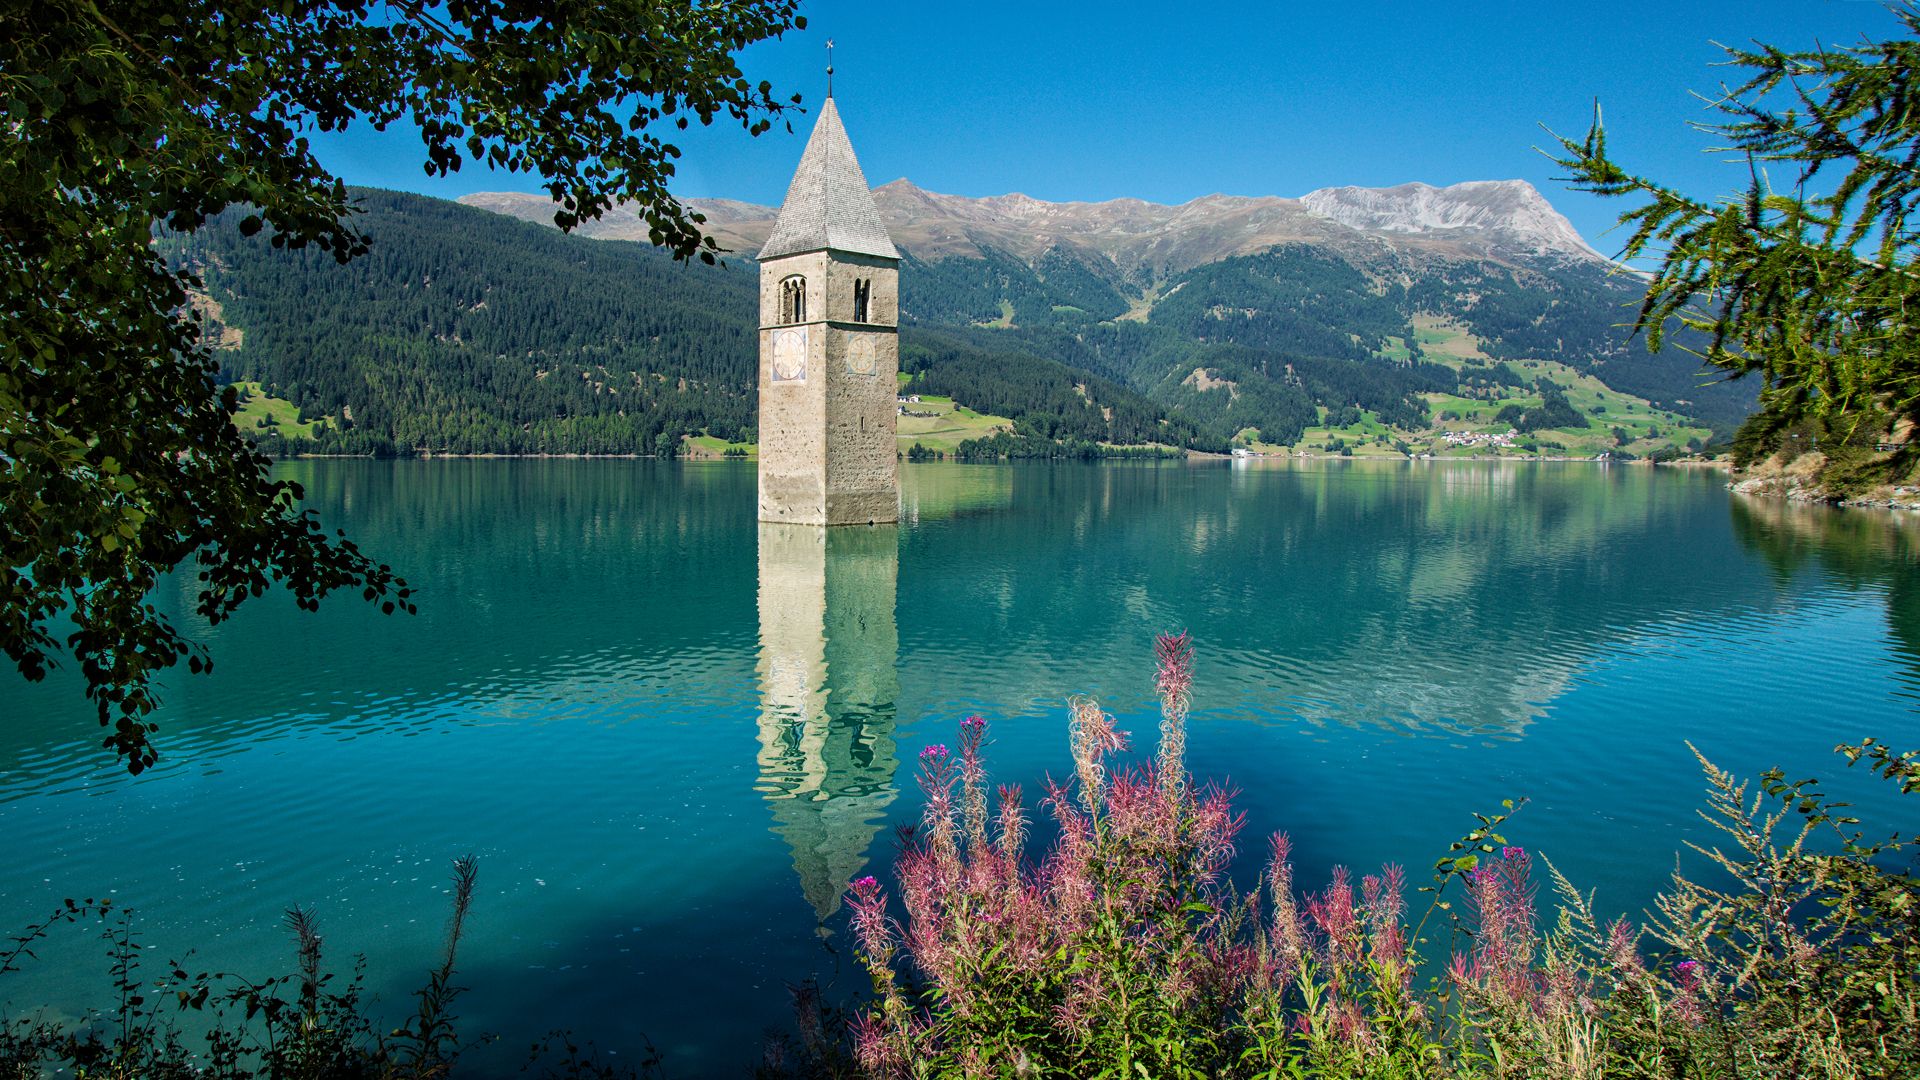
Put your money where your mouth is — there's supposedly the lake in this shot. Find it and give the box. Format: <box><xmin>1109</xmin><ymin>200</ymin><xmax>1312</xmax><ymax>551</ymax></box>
<box><xmin>3</xmin><ymin>459</ymin><xmax>1917</xmax><ymax>1075</ymax></box>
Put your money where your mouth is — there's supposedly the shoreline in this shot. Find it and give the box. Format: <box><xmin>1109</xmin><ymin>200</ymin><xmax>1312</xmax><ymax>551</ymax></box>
<box><xmin>1728</xmin><ymin>474</ymin><xmax>1920</xmax><ymax>512</ymax></box>
<box><xmin>1724</xmin><ymin>449</ymin><xmax>1920</xmax><ymax>512</ymax></box>
<box><xmin>275</xmin><ymin>449</ymin><xmax>1740</xmax><ymax>469</ymax></box>
<box><xmin>302</xmin><ymin>450</ymin><xmax>1910</xmax><ymax>513</ymax></box>
<box><xmin>1217</xmin><ymin>450</ymin><xmax>1733</xmax><ymax>467</ymax></box>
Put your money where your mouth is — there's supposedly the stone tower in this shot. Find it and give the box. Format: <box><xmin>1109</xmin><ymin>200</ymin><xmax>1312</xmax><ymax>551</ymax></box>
<box><xmin>757</xmin><ymin>95</ymin><xmax>900</xmax><ymax>526</ymax></box>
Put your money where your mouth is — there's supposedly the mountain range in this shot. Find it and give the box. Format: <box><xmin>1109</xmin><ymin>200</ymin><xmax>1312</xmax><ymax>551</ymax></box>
<box><xmin>461</xmin><ymin>177</ymin><xmax>1754</xmax><ymax>433</ymax></box>
<box><xmin>461</xmin><ymin>176</ymin><xmax>1605</xmax><ymax>274</ymax></box>
<box><xmin>173</xmin><ymin>175</ymin><xmax>1755</xmax><ymax>461</ymax></box>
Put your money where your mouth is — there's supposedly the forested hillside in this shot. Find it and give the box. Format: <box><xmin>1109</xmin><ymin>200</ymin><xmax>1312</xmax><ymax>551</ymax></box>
<box><xmin>894</xmin><ymin>241</ymin><xmax>1755</xmax><ymax>439</ymax></box>
<box><xmin>171</xmin><ymin>189</ymin><xmax>1213</xmax><ymax>456</ymax></box>
<box><xmin>900</xmin><ymin>328</ymin><xmax>1217</xmax><ymax>450</ymax></box>
<box><xmin>174</xmin><ymin>187</ymin><xmax>1755</xmax><ymax>459</ymax></box>
<box><xmin>170</xmin><ymin>189</ymin><xmax>759</xmax><ymax>455</ymax></box>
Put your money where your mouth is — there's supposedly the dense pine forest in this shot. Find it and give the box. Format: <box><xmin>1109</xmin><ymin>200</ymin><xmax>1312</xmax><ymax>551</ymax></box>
<box><xmin>170</xmin><ymin>190</ymin><xmax>759</xmax><ymax>456</ymax></box>
<box><xmin>167</xmin><ymin>188</ymin><xmax>1753</xmax><ymax>458</ymax></box>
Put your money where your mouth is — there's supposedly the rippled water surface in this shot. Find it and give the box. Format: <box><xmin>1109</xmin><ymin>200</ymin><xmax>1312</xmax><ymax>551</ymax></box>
<box><xmin>4</xmin><ymin>460</ymin><xmax>1918</xmax><ymax>1074</ymax></box>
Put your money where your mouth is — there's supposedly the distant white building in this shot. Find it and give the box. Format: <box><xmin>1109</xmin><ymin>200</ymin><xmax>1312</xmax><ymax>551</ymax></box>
<box><xmin>1442</xmin><ymin>430</ymin><xmax>1518</xmax><ymax>449</ymax></box>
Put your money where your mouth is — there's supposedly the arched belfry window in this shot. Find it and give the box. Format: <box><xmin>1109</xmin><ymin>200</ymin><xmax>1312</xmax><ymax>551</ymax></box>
<box><xmin>853</xmin><ymin>278</ymin><xmax>871</xmax><ymax>323</ymax></box>
<box><xmin>780</xmin><ymin>276</ymin><xmax>807</xmax><ymax>323</ymax></box>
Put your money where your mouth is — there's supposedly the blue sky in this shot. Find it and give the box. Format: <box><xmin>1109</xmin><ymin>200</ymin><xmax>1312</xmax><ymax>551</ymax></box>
<box><xmin>313</xmin><ymin>0</ymin><xmax>1909</xmax><ymax>256</ymax></box>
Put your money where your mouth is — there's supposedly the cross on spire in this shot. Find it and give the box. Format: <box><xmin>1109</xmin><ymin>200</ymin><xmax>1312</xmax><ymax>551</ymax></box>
<box><xmin>826</xmin><ymin>39</ymin><xmax>835</xmax><ymax>98</ymax></box>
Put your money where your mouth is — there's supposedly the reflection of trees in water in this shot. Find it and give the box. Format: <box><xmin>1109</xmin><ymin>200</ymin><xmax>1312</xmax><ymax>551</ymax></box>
<box><xmin>755</xmin><ymin>524</ymin><xmax>900</xmax><ymax>923</ymax></box>
<box><xmin>901</xmin><ymin>462</ymin><xmax>1796</xmax><ymax>738</ymax></box>
<box><xmin>5</xmin><ymin>459</ymin><xmax>772</xmax><ymax>783</ymax></box>
<box><xmin>245</xmin><ymin>459</ymin><xmax>759</xmax><ymax>655</ymax></box>
<box><xmin>1729</xmin><ymin>494</ymin><xmax>1920</xmax><ymax>669</ymax></box>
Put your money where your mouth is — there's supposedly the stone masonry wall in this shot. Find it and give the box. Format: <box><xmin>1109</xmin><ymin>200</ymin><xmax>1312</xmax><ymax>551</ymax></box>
<box><xmin>759</xmin><ymin>251</ymin><xmax>829</xmax><ymax>524</ymax></box>
<box><xmin>759</xmin><ymin>249</ymin><xmax>899</xmax><ymax>525</ymax></box>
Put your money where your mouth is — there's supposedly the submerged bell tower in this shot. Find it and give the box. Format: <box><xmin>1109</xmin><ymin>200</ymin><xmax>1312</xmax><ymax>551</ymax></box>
<box><xmin>757</xmin><ymin>81</ymin><xmax>900</xmax><ymax>526</ymax></box>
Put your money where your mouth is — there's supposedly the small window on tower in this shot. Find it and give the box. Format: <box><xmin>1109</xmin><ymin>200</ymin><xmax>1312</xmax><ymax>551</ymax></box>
<box><xmin>780</xmin><ymin>276</ymin><xmax>807</xmax><ymax>323</ymax></box>
<box><xmin>853</xmin><ymin>278</ymin><xmax>871</xmax><ymax>323</ymax></box>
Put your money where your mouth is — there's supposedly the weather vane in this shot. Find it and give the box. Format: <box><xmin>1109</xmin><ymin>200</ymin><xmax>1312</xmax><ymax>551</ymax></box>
<box><xmin>826</xmin><ymin>39</ymin><xmax>835</xmax><ymax>98</ymax></box>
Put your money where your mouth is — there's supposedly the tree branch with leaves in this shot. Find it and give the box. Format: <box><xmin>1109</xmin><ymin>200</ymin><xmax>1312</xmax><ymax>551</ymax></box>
<box><xmin>0</xmin><ymin>0</ymin><xmax>806</xmax><ymax>771</ymax></box>
<box><xmin>1549</xmin><ymin>3</ymin><xmax>1920</xmax><ymax>449</ymax></box>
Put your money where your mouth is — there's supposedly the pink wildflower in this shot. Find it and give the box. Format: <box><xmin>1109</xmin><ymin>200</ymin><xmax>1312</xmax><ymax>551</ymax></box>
<box><xmin>994</xmin><ymin>783</ymin><xmax>1027</xmax><ymax>869</ymax></box>
<box><xmin>918</xmin><ymin>744</ymin><xmax>960</xmax><ymax>875</ymax></box>
<box><xmin>1448</xmin><ymin>950</ymin><xmax>1476</xmax><ymax>987</ymax></box>
<box><xmin>1308</xmin><ymin>866</ymin><xmax>1362</xmax><ymax>972</ymax></box>
<box><xmin>1605</xmin><ymin>918</ymin><xmax>1646</xmax><ymax>978</ymax></box>
<box><xmin>1192</xmin><ymin>785</ymin><xmax>1244</xmax><ymax>878</ymax></box>
<box><xmin>1267</xmin><ymin>833</ymin><xmax>1307</xmax><ymax>982</ymax></box>
<box><xmin>1154</xmin><ymin>631</ymin><xmax>1194</xmax><ymax>788</ymax></box>
<box><xmin>1669</xmin><ymin>959</ymin><xmax>1706</xmax><ymax>1025</ymax></box>
<box><xmin>851</xmin><ymin>1013</ymin><xmax>902</xmax><ymax>1074</ymax></box>
<box><xmin>1067</xmin><ymin>696</ymin><xmax>1125</xmax><ymax>818</ymax></box>
<box><xmin>1331</xmin><ymin>1001</ymin><xmax>1374</xmax><ymax>1052</ymax></box>
<box><xmin>1154</xmin><ymin>630</ymin><xmax>1195</xmax><ymax>702</ymax></box>
<box><xmin>1543</xmin><ymin>957</ymin><xmax>1586</xmax><ymax>1019</ymax></box>
<box><xmin>1363</xmin><ymin>865</ymin><xmax>1409</xmax><ymax>985</ymax></box>
<box><xmin>847</xmin><ymin>874</ymin><xmax>893</xmax><ymax>961</ymax></box>
<box><xmin>1057</xmin><ymin>973</ymin><xmax>1100</xmax><ymax>1040</ymax></box>
<box><xmin>1464</xmin><ymin>845</ymin><xmax>1538</xmax><ymax>999</ymax></box>
<box><xmin>959</xmin><ymin>716</ymin><xmax>991</xmax><ymax>855</ymax></box>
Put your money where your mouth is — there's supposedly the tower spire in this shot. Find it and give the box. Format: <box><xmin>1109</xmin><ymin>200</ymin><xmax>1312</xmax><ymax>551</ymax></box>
<box><xmin>756</xmin><ymin>94</ymin><xmax>897</xmax><ymax>261</ymax></box>
<box><xmin>825</xmin><ymin>39</ymin><xmax>834</xmax><ymax>98</ymax></box>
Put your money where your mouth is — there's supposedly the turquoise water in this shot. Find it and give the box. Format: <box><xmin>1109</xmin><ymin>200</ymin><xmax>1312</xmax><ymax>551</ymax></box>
<box><xmin>2</xmin><ymin>459</ymin><xmax>1918</xmax><ymax>1075</ymax></box>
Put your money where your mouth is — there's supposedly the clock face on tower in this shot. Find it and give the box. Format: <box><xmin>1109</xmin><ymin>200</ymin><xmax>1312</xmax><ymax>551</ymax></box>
<box><xmin>771</xmin><ymin>326</ymin><xmax>807</xmax><ymax>383</ymax></box>
<box><xmin>847</xmin><ymin>335</ymin><xmax>877</xmax><ymax>376</ymax></box>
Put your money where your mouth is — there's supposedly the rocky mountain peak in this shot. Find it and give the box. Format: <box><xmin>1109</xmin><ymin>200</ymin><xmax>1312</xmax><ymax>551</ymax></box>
<box><xmin>460</xmin><ymin>176</ymin><xmax>1607</xmax><ymax>272</ymax></box>
<box><xmin>1298</xmin><ymin>179</ymin><xmax>1601</xmax><ymax>261</ymax></box>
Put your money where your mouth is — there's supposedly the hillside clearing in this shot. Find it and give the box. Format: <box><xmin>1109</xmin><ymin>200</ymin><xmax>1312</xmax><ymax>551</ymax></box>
<box><xmin>230</xmin><ymin>381</ymin><xmax>323</xmax><ymax>440</ymax></box>
<box><xmin>896</xmin><ymin>394</ymin><xmax>1014</xmax><ymax>453</ymax></box>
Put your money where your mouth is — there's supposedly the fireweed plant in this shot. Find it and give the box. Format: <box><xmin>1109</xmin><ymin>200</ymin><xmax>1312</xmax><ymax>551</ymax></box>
<box><xmin>845</xmin><ymin>634</ymin><xmax>1919</xmax><ymax>1079</ymax></box>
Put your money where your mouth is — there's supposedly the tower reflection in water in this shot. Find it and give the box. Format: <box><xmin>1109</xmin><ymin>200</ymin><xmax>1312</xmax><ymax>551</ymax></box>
<box><xmin>755</xmin><ymin>523</ymin><xmax>901</xmax><ymax>926</ymax></box>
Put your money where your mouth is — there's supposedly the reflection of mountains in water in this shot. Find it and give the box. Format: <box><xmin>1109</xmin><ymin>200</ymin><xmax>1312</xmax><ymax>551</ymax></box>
<box><xmin>755</xmin><ymin>524</ymin><xmax>901</xmax><ymax>923</ymax></box>
<box><xmin>893</xmin><ymin>460</ymin><xmax>1920</xmax><ymax>739</ymax></box>
<box><xmin>25</xmin><ymin>459</ymin><xmax>1918</xmax><ymax>800</ymax></box>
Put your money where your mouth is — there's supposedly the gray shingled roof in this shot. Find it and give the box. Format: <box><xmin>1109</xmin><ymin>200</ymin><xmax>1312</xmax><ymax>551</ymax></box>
<box><xmin>758</xmin><ymin>98</ymin><xmax>900</xmax><ymax>261</ymax></box>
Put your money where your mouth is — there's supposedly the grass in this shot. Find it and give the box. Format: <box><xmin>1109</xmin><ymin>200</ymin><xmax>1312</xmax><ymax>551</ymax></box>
<box><xmin>1233</xmin><ymin>316</ymin><xmax>1710</xmax><ymax>458</ymax></box>
<box><xmin>973</xmin><ymin>299</ymin><xmax>1016</xmax><ymax>329</ymax></box>
<box><xmin>1113</xmin><ymin>289</ymin><xmax>1159</xmax><ymax>323</ymax></box>
<box><xmin>895</xmin><ymin>393</ymin><xmax>1014</xmax><ymax>454</ymax></box>
<box><xmin>1415</xmin><ymin>356</ymin><xmax>1710</xmax><ymax>457</ymax></box>
<box><xmin>1249</xmin><ymin>408</ymin><xmax>1405</xmax><ymax>457</ymax></box>
<box><xmin>229</xmin><ymin>381</ymin><xmax>323</xmax><ymax>440</ymax></box>
<box><xmin>682</xmin><ymin>434</ymin><xmax>756</xmax><ymax>458</ymax></box>
<box><xmin>1409</xmin><ymin>313</ymin><xmax>1490</xmax><ymax>360</ymax></box>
